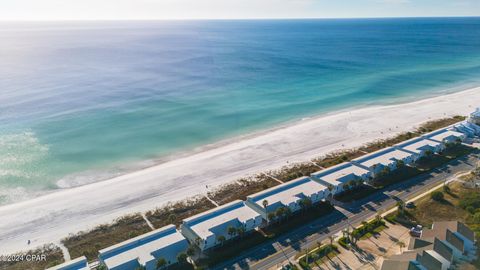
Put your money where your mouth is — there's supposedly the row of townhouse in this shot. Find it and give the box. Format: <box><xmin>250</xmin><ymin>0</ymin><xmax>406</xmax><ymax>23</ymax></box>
<box><xmin>47</xmin><ymin>257</ymin><xmax>89</xmax><ymax>270</ymax></box>
<box><xmin>352</xmin><ymin>128</ymin><xmax>467</xmax><ymax>178</ymax></box>
<box><xmin>181</xmin><ymin>200</ymin><xmax>263</xmax><ymax>251</ymax></box>
<box><xmin>453</xmin><ymin>108</ymin><xmax>480</xmax><ymax>137</ymax></box>
<box><xmin>48</xmin><ymin>117</ymin><xmax>473</xmax><ymax>270</ymax></box>
<box><xmin>381</xmin><ymin>221</ymin><xmax>477</xmax><ymax>270</ymax></box>
<box><xmin>352</xmin><ymin>147</ymin><xmax>416</xmax><ymax>177</ymax></box>
<box><xmin>311</xmin><ymin>162</ymin><xmax>370</xmax><ymax>194</ymax></box>
<box><xmin>245</xmin><ymin>176</ymin><xmax>330</xmax><ymax>220</ymax></box>
<box><xmin>48</xmin><ymin>225</ymin><xmax>190</xmax><ymax>270</ymax></box>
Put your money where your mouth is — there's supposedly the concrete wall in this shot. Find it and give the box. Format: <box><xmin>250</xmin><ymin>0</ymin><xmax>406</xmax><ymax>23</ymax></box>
<box><xmin>106</xmin><ymin>259</ymin><xmax>140</xmax><ymax>270</ymax></box>
<box><xmin>454</xmin><ymin>232</ymin><xmax>476</xmax><ymax>258</ymax></box>
<box><xmin>180</xmin><ymin>224</ymin><xmax>208</xmax><ymax>250</ymax></box>
<box><xmin>150</xmin><ymin>238</ymin><xmax>189</xmax><ymax>267</ymax></box>
<box><xmin>245</xmin><ymin>215</ymin><xmax>263</xmax><ymax>231</ymax></box>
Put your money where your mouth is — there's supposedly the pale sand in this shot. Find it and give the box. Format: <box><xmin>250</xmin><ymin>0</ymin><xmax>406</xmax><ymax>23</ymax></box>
<box><xmin>0</xmin><ymin>87</ymin><xmax>479</xmax><ymax>254</ymax></box>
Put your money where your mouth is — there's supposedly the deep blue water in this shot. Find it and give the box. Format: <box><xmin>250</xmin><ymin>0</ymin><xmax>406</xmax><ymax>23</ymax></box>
<box><xmin>1</xmin><ymin>18</ymin><xmax>480</xmax><ymax>204</ymax></box>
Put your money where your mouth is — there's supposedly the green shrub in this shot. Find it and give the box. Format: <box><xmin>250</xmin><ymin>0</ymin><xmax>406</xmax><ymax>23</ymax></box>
<box><xmin>338</xmin><ymin>237</ymin><xmax>350</xmax><ymax>249</ymax></box>
<box><xmin>459</xmin><ymin>192</ymin><xmax>480</xmax><ymax>210</ymax></box>
<box><xmin>431</xmin><ymin>191</ymin><xmax>444</xmax><ymax>201</ymax></box>
<box><xmin>299</xmin><ymin>244</ymin><xmax>338</xmax><ymax>270</ymax></box>
<box><xmin>349</xmin><ymin>219</ymin><xmax>385</xmax><ymax>241</ymax></box>
<box><xmin>298</xmin><ymin>258</ymin><xmax>310</xmax><ymax>270</ymax></box>
<box><xmin>466</xmin><ymin>206</ymin><xmax>476</xmax><ymax>214</ymax></box>
<box><xmin>385</xmin><ymin>214</ymin><xmax>397</xmax><ymax>224</ymax></box>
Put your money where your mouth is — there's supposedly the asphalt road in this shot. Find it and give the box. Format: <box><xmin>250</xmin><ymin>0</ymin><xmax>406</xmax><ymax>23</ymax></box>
<box><xmin>213</xmin><ymin>153</ymin><xmax>479</xmax><ymax>270</ymax></box>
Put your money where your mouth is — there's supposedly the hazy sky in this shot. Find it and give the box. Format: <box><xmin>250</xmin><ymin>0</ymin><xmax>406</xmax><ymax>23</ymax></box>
<box><xmin>1</xmin><ymin>0</ymin><xmax>479</xmax><ymax>20</ymax></box>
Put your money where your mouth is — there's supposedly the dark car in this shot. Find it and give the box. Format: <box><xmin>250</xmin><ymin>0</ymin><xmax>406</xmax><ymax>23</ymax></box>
<box><xmin>406</xmin><ymin>202</ymin><xmax>415</xmax><ymax>209</ymax></box>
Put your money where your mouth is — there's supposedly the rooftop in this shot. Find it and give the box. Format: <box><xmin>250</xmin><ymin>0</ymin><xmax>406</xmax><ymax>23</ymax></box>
<box><xmin>382</xmin><ymin>248</ymin><xmax>449</xmax><ymax>270</ymax></box>
<box><xmin>311</xmin><ymin>162</ymin><xmax>370</xmax><ymax>186</ymax></box>
<box><xmin>425</xmin><ymin>129</ymin><xmax>465</xmax><ymax>142</ymax></box>
<box><xmin>248</xmin><ymin>177</ymin><xmax>328</xmax><ymax>208</ymax></box>
<box><xmin>396</xmin><ymin>137</ymin><xmax>442</xmax><ymax>154</ymax></box>
<box><xmin>47</xmin><ymin>256</ymin><xmax>88</xmax><ymax>270</ymax></box>
<box><xmin>353</xmin><ymin>147</ymin><xmax>413</xmax><ymax>168</ymax></box>
<box><xmin>409</xmin><ymin>238</ymin><xmax>433</xmax><ymax>250</ymax></box>
<box><xmin>382</xmin><ymin>222</ymin><xmax>471</xmax><ymax>270</ymax></box>
<box><xmin>380</xmin><ymin>260</ymin><xmax>420</xmax><ymax>270</ymax></box>
<box><xmin>422</xmin><ymin>221</ymin><xmax>475</xmax><ymax>242</ymax></box>
<box><xmin>99</xmin><ymin>225</ymin><xmax>187</xmax><ymax>269</ymax></box>
<box><xmin>381</xmin><ymin>251</ymin><xmax>419</xmax><ymax>270</ymax></box>
<box><xmin>471</xmin><ymin>108</ymin><xmax>480</xmax><ymax>118</ymax></box>
<box><xmin>183</xmin><ymin>200</ymin><xmax>260</xmax><ymax>239</ymax></box>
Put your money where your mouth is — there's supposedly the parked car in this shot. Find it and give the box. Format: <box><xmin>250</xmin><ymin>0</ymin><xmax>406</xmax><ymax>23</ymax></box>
<box><xmin>410</xmin><ymin>225</ymin><xmax>423</xmax><ymax>237</ymax></box>
<box><xmin>406</xmin><ymin>202</ymin><xmax>415</xmax><ymax>209</ymax></box>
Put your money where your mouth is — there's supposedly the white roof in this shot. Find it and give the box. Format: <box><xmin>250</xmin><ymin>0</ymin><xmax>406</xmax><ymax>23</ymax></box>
<box><xmin>99</xmin><ymin>225</ymin><xmax>187</xmax><ymax>269</ymax></box>
<box><xmin>248</xmin><ymin>177</ymin><xmax>327</xmax><ymax>208</ymax></box>
<box><xmin>183</xmin><ymin>200</ymin><xmax>260</xmax><ymax>240</ymax></box>
<box><xmin>471</xmin><ymin>108</ymin><xmax>480</xmax><ymax>118</ymax></box>
<box><xmin>398</xmin><ymin>138</ymin><xmax>442</xmax><ymax>154</ymax></box>
<box><xmin>427</xmin><ymin>129</ymin><xmax>465</xmax><ymax>142</ymax></box>
<box><xmin>47</xmin><ymin>256</ymin><xmax>88</xmax><ymax>270</ymax></box>
<box><xmin>311</xmin><ymin>162</ymin><xmax>370</xmax><ymax>186</ymax></box>
<box><xmin>353</xmin><ymin>148</ymin><xmax>413</xmax><ymax>168</ymax></box>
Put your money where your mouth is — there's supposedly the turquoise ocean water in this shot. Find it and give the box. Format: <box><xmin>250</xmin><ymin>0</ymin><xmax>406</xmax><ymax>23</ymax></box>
<box><xmin>1</xmin><ymin>18</ymin><xmax>480</xmax><ymax>204</ymax></box>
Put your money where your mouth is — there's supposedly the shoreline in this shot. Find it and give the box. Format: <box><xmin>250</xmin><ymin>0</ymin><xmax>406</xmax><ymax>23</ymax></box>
<box><xmin>1</xmin><ymin>86</ymin><xmax>480</xmax><ymax>254</ymax></box>
<box><xmin>42</xmin><ymin>82</ymin><xmax>480</xmax><ymax>191</ymax></box>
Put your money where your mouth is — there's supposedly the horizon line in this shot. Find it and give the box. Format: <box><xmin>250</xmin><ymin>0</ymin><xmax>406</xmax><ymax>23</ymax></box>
<box><xmin>1</xmin><ymin>15</ymin><xmax>479</xmax><ymax>22</ymax></box>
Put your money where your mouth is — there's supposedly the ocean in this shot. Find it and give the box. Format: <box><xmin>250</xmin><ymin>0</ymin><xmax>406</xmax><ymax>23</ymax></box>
<box><xmin>1</xmin><ymin>18</ymin><xmax>480</xmax><ymax>205</ymax></box>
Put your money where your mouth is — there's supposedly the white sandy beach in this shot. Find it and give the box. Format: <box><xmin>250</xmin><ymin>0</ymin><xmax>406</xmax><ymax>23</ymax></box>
<box><xmin>0</xmin><ymin>87</ymin><xmax>479</xmax><ymax>254</ymax></box>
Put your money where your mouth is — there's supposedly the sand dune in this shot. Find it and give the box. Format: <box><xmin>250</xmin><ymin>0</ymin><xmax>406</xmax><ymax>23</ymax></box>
<box><xmin>1</xmin><ymin>87</ymin><xmax>479</xmax><ymax>254</ymax></box>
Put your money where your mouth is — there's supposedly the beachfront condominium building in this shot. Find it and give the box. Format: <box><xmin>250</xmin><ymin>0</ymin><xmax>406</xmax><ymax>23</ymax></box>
<box><xmin>98</xmin><ymin>225</ymin><xmax>189</xmax><ymax>270</ymax></box>
<box><xmin>455</xmin><ymin>121</ymin><xmax>480</xmax><ymax>138</ymax></box>
<box><xmin>245</xmin><ymin>176</ymin><xmax>329</xmax><ymax>220</ymax></box>
<box><xmin>469</xmin><ymin>107</ymin><xmax>480</xmax><ymax>126</ymax></box>
<box><xmin>395</xmin><ymin>137</ymin><xmax>444</xmax><ymax>161</ymax></box>
<box><xmin>310</xmin><ymin>162</ymin><xmax>371</xmax><ymax>195</ymax></box>
<box><xmin>425</xmin><ymin>129</ymin><xmax>466</xmax><ymax>145</ymax></box>
<box><xmin>381</xmin><ymin>238</ymin><xmax>453</xmax><ymax>270</ymax></box>
<box><xmin>47</xmin><ymin>256</ymin><xmax>89</xmax><ymax>270</ymax></box>
<box><xmin>454</xmin><ymin>107</ymin><xmax>480</xmax><ymax>137</ymax></box>
<box><xmin>180</xmin><ymin>200</ymin><xmax>262</xmax><ymax>251</ymax></box>
<box><xmin>420</xmin><ymin>221</ymin><xmax>477</xmax><ymax>261</ymax></box>
<box><xmin>381</xmin><ymin>221</ymin><xmax>476</xmax><ymax>270</ymax></box>
<box><xmin>352</xmin><ymin>147</ymin><xmax>416</xmax><ymax>177</ymax></box>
